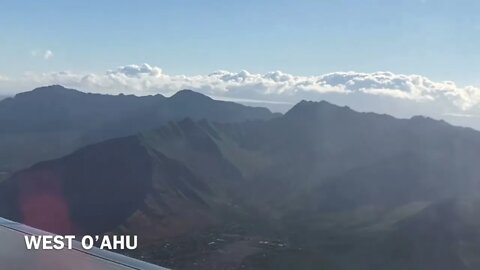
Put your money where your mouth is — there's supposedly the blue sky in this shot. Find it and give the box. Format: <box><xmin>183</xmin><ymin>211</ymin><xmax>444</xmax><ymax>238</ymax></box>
<box><xmin>3</xmin><ymin>0</ymin><xmax>480</xmax><ymax>129</ymax></box>
<box><xmin>1</xmin><ymin>0</ymin><xmax>480</xmax><ymax>84</ymax></box>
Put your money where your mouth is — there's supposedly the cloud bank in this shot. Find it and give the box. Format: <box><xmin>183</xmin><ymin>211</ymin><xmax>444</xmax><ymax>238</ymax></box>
<box><xmin>2</xmin><ymin>63</ymin><xmax>480</xmax><ymax>129</ymax></box>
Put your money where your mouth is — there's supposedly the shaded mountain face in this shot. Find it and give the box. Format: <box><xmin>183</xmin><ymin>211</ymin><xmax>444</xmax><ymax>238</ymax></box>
<box><xmin>369</xmin><ymin>197</ymin><xmax>480</xmax><ymax>270</ymax></box>
<box><xmin>0</xmin><ymin>137</ymin><xmax>152</xmax><ymax>235</ymax></box>
<box><xmin>2</xmin><ymin>100</ymin><xmax>480</xmax><ymax>269</ymax></box>
<box><xmin>0</xmin><ymin>86</ymin><xmax>277</xmax><ymax>177</ymax></box>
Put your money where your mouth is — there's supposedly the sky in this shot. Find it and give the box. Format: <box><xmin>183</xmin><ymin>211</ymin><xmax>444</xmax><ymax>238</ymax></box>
<box><xmin>2</xmin><ymin>0</ymin><xmax>480</xmax><ymax>128</ymax></box>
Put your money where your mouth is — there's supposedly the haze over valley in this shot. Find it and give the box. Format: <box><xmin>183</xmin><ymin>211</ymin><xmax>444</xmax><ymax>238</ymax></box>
<box><xmin>1</xmin><ymin>86</ymin><xmax>480</xmax><ymax>269</ymax></box>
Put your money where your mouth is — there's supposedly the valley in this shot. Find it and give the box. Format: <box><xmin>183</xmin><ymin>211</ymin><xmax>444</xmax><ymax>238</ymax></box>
<box><xmin>1</xmin><ymin>87</ymin><xmax>480</xmax><ymax>269</ymax></box>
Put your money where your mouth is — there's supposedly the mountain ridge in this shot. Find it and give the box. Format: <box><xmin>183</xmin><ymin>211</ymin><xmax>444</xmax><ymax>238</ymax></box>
<box><xmin>0</xmin><ymin>85</ymin><xmax>278</xmax><ymax>177</ymax></box>
<box><xmin>2</xmin><ymin>98</ymin><xmax>480</xmax><ymax>269</ymax></box>
<box><xmin>2</xmin><ymin>87</ymin><xmax>480</xmax><ymax>269</ymax></box>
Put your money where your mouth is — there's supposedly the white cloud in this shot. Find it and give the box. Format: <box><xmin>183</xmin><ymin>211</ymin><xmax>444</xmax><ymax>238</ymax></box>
<box><xmin>30</xmin><ymin>49</ymin><xmax>54</xmax><ymax>60</ymax></box>
<box><xmin>107</xmin><ymin>63</ymin><xmax>162</xmax><ymax>77</ymax></box>
<box><xmin>43</xmin><ymin>50</ymin><xmax>54</xmax><ymax>60</ymax></box>
<box><xmin>3</xmin><ymin>63</ymin><xmax>480</xmax><ymax>129</ymax></box>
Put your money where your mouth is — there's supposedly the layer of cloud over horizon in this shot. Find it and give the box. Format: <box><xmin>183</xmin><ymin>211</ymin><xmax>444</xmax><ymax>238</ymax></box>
<box><xmin>2</xmin><ymin>63</ymin><xmax>480</xmax><ymax>129</ymax></box>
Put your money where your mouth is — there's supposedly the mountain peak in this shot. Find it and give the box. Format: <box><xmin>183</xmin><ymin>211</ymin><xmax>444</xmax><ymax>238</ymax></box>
<box><xmin>32</xmin><ymin>85</ymin><xmax>78</xmax><ymax>93</ymax></box>
<box><xmin>16</xmin><ymin>85</ymin><xmax>84</xmax><ymax>98</ymax></box>
<box><xmin>285</xmin><ymin>100</ymin><xmax>351</xmax><ymax>118</ymax></box>
<box><xmin>170</xmin><ymin>89</ymin><xmax>213</xmax><ymax>101</ymax></box>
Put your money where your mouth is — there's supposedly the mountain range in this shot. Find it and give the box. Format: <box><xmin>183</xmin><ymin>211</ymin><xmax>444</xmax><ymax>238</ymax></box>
<box><xmin>1</xmin><ymin>86</ymin><xmax>480</xmax><ymax>269</ymax></box>
<box><xmin>0</xmin><ymin>85</ymin><xmax>276</xmax><ymax>179</ymax></box>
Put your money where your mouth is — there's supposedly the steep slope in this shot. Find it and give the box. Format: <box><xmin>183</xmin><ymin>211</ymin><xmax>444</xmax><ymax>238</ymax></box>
<box><xmin>216</xmin><ymin>101</ymin><xmax>480</xmax><ymax>214</ymax></box>
<box><xmin>0</xmin><ymin>137</ymin><xmax>153</xmax><ymax>234</ymax></box>
<box><xmin>0</xmin><ymin>118</ymin><xmax>246</xmax><ymax>237</ymax></box>
<box><xmin>0</xmin><ymin>86</ymin><xmax>277</xmax><ymax>178</ymax></box>
<box><xmin>2</xmin><ymin>100</ymin><xmax>480</xmax><ymax>269</ymax></box>
<box><xmin>372</xmin><ymin>197</ymin><xmax>480</xmax><ymax>270</ymax></box>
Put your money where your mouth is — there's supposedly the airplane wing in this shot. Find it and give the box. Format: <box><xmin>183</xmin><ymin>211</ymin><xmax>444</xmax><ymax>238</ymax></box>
<box><xmin>0</xmin><ymin>217</ymin><xmax>168</xmax><ymax>270</ymax></box>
